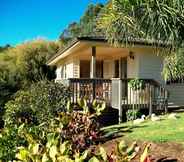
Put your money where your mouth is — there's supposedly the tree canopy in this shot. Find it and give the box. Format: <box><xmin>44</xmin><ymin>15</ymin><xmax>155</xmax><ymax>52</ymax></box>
<box><xmin>98</xmin><ymin>0</ymin><xmax>184</xmax><ymax>80</ymax></box>
<box><xmin>98</xmin><ymin>0</ymin><xmax>184</xmax><ymax>49</ymax></box>
<box><xmin>0</xmin><ymin>39</ymin><xmax>60</xmax><ymax>107</ymax></box>
<box><xmin>59</xmin><ymin>3</ymin><xmax>104</xmax><ymax>46</ymax></box>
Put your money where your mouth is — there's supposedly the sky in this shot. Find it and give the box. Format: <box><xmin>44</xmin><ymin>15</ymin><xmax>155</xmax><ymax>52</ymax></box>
<box><xmin>0</xmin><ymin>0</ymin><xmax>107</xmax><ymax>46</ymax></box>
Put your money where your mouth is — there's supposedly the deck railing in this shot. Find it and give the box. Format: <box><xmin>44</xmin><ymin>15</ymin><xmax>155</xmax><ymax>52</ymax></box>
<box><xmin>57</xmin><ymin>78</ymin><xmax>168</xmax><ymax>114</ymax></box>
<box><xmin>111</xmin><ymin>78</ymin><xmax>168</xmax><ymax>121</ymax></box>
<box><xmin>69</xmin><ymin>78</ymin><xmax>112</xmax><ymax>105</ymax></box>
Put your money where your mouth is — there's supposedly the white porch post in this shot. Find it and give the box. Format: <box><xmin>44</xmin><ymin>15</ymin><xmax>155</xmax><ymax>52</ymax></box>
<box><xmin>90</xmin><ymin>46</ymin><xmax>96</xmax><ymax>78</ymax></box>
<box><xmin>118</xmin><ymin>79</ymin><xmax>123</xmax><ymax>123</ymax></box>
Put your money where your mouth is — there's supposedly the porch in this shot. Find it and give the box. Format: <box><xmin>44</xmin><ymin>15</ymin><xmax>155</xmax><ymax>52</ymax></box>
<box><xmin>58</xmin><ymin>77</ymin><xmax>168</xmax><ymax>122</ymax></box>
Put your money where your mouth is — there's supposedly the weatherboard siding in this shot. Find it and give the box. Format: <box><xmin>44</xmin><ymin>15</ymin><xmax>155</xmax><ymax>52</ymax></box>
<box><xmin>127</xmin><ymin>55</ymin><xmax>139</xmax><ymax>78</ymax></box>
<box><xmin>166</xmin><ymin>84</ymin><xmax>184</xmax><ymax>107</ymax></box>
<box><xmin>137</xmin><ymin>50</ymin><xmax>164</xmax><ymax>83</ymax></box>
<box><xmin>73</xmin><ymin>59</ymin><xmax>80</xmax><ymax>78</ymax></box>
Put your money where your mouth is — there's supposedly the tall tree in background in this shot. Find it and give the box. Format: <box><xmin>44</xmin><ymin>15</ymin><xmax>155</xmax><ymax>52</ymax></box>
<box><xmin>0</xmin><ymin>39</ymin><xmax>60</xmax><ymax>107</ymax></box>
<box><xmin>59</xmin><ymin>3</ymin><xmax>104</xmax><ymax>46</ymax></box>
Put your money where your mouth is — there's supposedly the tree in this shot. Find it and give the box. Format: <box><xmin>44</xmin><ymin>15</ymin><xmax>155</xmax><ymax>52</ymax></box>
<box><xmin>0</xmin><ymin>39</ymin><xmax>60</xmax><ymax>108</ymax></box>
<box><xmin>0</xmin><ymin>44</ymin><xmax>11</xmax><ymax>53</ymax></box>
<box><xmin>98</xmin><ymin>0</ymin><xmax>184</xmax><ymax>49</ymax></box>
<box><xmin>98</xmin><ymin>0</ymin><xmax>184</xmax><ymax>80</ymax></box>
<box><xmin>59</xmin><ymin>3</ymin><xmax>104</xmax><ymax>46</ymax></box>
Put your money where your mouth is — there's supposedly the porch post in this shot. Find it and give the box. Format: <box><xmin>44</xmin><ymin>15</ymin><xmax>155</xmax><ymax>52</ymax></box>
<box><xmin>118</xmin><ymin>79</ymin><xmax>123</xmax><ymax>123</ymax></box>
<box><xmin>90</xmin><ymin>46</ymin><xmax>96</xmax><ymax>78</ymax></box>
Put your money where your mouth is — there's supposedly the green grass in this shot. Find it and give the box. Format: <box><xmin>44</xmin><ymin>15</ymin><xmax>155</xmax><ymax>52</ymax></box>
<box><xmin>101</xmin><ymin>113</ymin><xmax>184</xmax><ymax>143</ymax></box>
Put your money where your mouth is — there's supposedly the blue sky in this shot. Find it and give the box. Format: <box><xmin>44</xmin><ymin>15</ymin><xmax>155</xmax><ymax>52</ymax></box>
<box><xmin>0</xmin><ymin>0</ymin><xmax>107</xmax><ymax>46</ymax></box>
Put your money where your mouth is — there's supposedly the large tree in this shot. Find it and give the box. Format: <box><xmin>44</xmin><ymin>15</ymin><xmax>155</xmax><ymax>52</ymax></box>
<box><xmin>0</xmin><ymin>39</ymin><xmax>60</xmax><ymax>107</ymax></box>
<box><xmin>98</xmin><ymin>0</ymin><xmax>184</xmax><ymax>80</ymax></box>
<box><xmin>98</xmin><ymin>0</ymin><xmax>184</xmax><ymax>49</ymax></box>
<box><xmin>59</xmin><ymin>3</ymin><xmax>104</xmax><ymax>46</ymax></box>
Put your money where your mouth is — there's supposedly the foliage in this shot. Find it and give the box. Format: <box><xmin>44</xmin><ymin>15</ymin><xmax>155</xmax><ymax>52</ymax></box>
<box><xmin>163</xmin><ymin>49</ymin><xmax>184</xmax><ymax>81</ymax></box>
<box><xmin>116</xmin><ymin>140</ymin><xmax>140</xmax><ymax>161</ymax></box>
<box><xmin>50</xmin><ymin>99</ymin><xmax>106</xmax><ymax>152</ymax></box>
<box><xmin>59</xmin><ymin>3</ymin><xmax>104</xmax><ymax>46</ymax></box>
<box><xmin>16</xmin><ymin>124</ymin><xmax>139</xmax><ymax>162</ymax></box>
<box><xmin>128</xmin><ymin>79</ymin><xmax>145</xmax><ymax>91</ymax></box>
<box><xmin>0</xmin><ymin>44</ymin><xmax>11</xmax><ymax>53</ymax></box>
<box><xmin>126</xmin><ymin>109</ymin><xmax>142</xmax><ymax>121</ymax></box>
<box><xmin>140</xmin><ymin>144</ymin><xmax>152</xmax><ymax>162</ymax></box>
<box><xmin>98</xmin><ymin>0</ymin><xmax>184</xmax><ymax>49</ymax></box>
<box><xmin>0</xmin><ymin>127</ymin><xmax>27</xmax><ymax>161</ymax></box>
<box><xmin>12</xmin><ymin>100</ymin><xmax>106</xmax><ymax>162</ymax></box>
<box><xmin>4</xmin><ymin>80</ymin><xmax>71</xmax><ymax>127</ymax></box>
<box><xmin>0</xmin><ymin>39</ymin><xmax>60</xmax><ymax>109</ymax></box>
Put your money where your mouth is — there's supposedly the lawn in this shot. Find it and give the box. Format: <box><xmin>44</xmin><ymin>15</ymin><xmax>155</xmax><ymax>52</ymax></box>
<box><xmin>101</xmin><ymin>112</ymin><xmax>184</xmax><ymax>143</ymax></box>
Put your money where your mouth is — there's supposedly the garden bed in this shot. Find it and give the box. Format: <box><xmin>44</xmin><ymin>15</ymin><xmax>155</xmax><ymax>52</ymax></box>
<box><xmin>101</xmin><ymin>112</ymin><xmax>184</xmax><ymax>161</ymax></box>
<box><xmin>102</xmin><ymin>138</ymin><xmax>184</xmax><ymax>161</ymax></box>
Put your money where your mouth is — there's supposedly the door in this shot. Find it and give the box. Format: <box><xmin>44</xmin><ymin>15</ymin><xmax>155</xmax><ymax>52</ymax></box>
<box><xmin>114</xmin><ymin>58</ymin><xmax>127</xmax><ymax>79</ymax></box>
<box><xmin>96</xmin><ymin>61</ymin><xmax>103</xmax><ymax>78</ymax></box>
<box><xmin>80</xmin><ymin>60</ymin><xmax>90</xmax><ymax>78</ymax></box>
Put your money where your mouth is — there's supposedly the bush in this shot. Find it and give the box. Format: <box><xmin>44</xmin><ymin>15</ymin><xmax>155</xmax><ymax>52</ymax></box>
<box><xmin>4</xmin><ymin>80</ymin><xmax>71</xmax><ymax>127</ymax></box>
<box><xmin>0</xmin><ymin>127</ymin><xmax>27</xmax><ymax>161</ymax></box>
<box><xmin>126</xmin><ymin>109</ymin><xmax>142</xmax><ymax>121</ymax></box>
<box><xmin>49</xmin><ymin>99</ymin><xmax>106</xmax><ymax>152</ymax></box>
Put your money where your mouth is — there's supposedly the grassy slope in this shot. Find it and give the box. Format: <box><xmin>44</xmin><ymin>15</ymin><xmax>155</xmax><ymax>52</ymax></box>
<box><xmin>101</xmin><ymin>113</ymin><xmax>184</xmax><ymax>143</ymax></box>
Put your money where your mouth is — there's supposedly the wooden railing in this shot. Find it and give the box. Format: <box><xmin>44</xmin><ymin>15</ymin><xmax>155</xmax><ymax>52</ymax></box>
<box><xmin>58</xmin><ymin>78</ymin><xmax>168</xmax><ymax>115</ymax></box>
<box><xmin>112</xmin><ymin>78</ymin><xmax>168</xmax><ymax>120</ymax></box>
<box><xmin>69</xmin><ymin>78</ymin><xmax>112</xmax><ymax>105</ymax></box>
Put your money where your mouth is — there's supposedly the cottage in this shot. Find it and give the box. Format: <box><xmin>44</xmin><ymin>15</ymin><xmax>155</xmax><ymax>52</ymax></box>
<box><xmin>47</xmin><ymin>37</ymin><xmax>184</xmax><ymax>120</ymax></box>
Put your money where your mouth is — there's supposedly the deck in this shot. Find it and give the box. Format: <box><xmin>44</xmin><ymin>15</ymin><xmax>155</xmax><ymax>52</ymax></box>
<box><xmin>57</xmin><ymin>78</ymin><xmax>168</xmax><ymax>111</ymax></box>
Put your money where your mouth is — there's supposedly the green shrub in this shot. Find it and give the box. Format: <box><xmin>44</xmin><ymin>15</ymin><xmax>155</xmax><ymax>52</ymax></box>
<box><xmin>16</xmin><ymin>125</ymin><xmax>140</xmax><ymax>162</ymax></box>
<box><xmin>0</xmin><ymin>127</ymin><xmax>27</xmax><ymax>161</ymax></box>
<box><xmin>4</xmin><ymin>80</ymin><xmax>71</xmax><ymax>127</ymax></box>
<box><xmin>128</xmin><ymin>79</ymin><xmax>145</xmax><ymax>91</ymax></box>
<box><xmin>126</xmin><ymin>109</ymin><xmax>142</xmax><ymax>121</ymax></box>
<box><xmin>48</xmin><ymin>99</ymin><xmax>106</xmax><ymax>152</ymax></box>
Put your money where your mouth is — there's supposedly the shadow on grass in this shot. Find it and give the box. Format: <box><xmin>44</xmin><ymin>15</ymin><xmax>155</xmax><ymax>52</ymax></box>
<box><xmin>99</xmin><ymin>124</ymin><xmax>148</xmax><ymax>143</ymax></box>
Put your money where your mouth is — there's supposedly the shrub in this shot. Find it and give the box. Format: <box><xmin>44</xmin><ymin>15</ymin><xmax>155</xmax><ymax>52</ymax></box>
<box><xmin>4</xmin><ymin>80</ymin><xmax>71</xmax><ymax>127</ymax></box>
<box><xmin>0</xmin><ymin>127</ymin><xmax>27</xmax><ymax>161</ymax></box>
<box><xmin>128</xmin><ymin>79</ymin><xmax>145</xmax><ymax>91</ymax></box>
<box><xmin>49</xmin><ymin>99</ymin><xmax>106</xmax><ymax>152</ymax></box>
<box><xmin>16</xmin><ymin>125</ymin><xmax>140</xmax><ymax>162</ymax></box>
<box><xmin>126</xmin><ymin>109</ymin><xmax>142</xmax><ymax>121</ymax></box>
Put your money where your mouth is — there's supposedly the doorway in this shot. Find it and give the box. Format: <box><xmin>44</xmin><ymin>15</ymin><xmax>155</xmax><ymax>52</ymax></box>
<box><xmin>80</xmin><ymin>60</ymin><xmax>104</xmax><ymax>78</ymax></box>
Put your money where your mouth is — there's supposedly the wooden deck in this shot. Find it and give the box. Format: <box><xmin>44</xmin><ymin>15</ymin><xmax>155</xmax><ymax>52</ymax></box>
<box><xmin>57</xmin><ymin>78</ymin><xmax>168</xmax><ymax>115</ymax></box>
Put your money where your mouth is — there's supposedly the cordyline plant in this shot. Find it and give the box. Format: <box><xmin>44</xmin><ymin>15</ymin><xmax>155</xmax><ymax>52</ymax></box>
<box><xmin>51</xmin><ymin>99</ymin><xmax>106</xmax><ymax>152</ymax></box>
